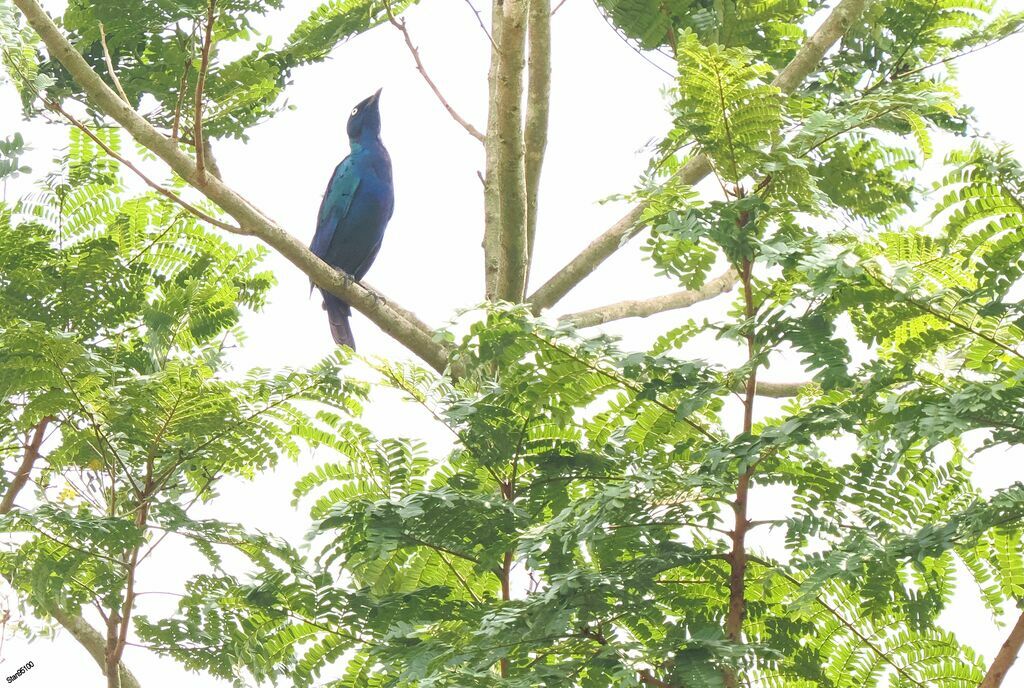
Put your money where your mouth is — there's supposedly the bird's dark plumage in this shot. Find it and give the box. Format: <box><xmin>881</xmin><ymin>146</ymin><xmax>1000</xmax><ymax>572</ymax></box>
<box><xmin>310</xmin><ymin>89</ymin><xmax>394</xmax><ymax>349</ymax></box>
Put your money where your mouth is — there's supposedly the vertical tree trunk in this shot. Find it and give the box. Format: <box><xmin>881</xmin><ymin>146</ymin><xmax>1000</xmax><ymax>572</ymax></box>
<box><xmin>725</xmin><ymin>228</ymin><xmax>757</xmax><ymax>687</ymax></box>
<box><xmin>483</xmin><ymin>0</ymin><xmax>505</xmax><ymax>301</ymax></box>
<box><xmin>491</xmin><ymin>0</ymin><xmax>529</xmax><ymax>302</ymax></box>
<box><xmin>523</xmin><ymin>0</ymin><xmax>551</xmax><ymax>288</ymax></box>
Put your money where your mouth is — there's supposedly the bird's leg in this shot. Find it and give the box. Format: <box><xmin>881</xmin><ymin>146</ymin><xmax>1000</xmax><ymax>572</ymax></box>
<box><xmin>363</xmin><ymin>284</ymin><xmax>387</xmax><ymax>309</ymax></box>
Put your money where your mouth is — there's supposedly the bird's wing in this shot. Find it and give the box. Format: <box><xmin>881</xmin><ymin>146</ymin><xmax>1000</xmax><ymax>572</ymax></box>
<box><xmin>310</xmin><ymin>157</ymin><xmax>361</xmax><ymax>260</ymax></box>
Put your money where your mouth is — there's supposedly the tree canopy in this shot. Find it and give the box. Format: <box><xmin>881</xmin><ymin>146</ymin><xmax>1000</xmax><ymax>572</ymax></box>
<box><xmin>2</xmin><ymin>0</ymin><xmax>1024</xmax><ymax>686</ymax></box>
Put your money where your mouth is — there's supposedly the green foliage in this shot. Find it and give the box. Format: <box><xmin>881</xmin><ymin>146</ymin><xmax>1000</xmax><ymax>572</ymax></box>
<box><xmin>4</xmin><ymin>0</ymin><xmax>1024</xmax><ymax>685</ymax></box>
<box><xmin>15</xmin><ymin>0</ymin><xmax>417</xmax><ymax>141</ymax></box>
<box><xmin>0</xmin><ymin>132</ymin><xmax>30</xmax><ymax>180</ymax></box>
<box><xmin>0</xmin><ymin>132</ymin><xmax>365</xmax><ymax>672</ymax></box>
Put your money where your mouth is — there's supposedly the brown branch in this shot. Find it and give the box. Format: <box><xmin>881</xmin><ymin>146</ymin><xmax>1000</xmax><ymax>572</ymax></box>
<box><xmin>0</xmin><ymin>417</ymin><xmax>51</xmax><ymax>513</ymax></box>
<box><xmin>12</xmin><ymin>0</ymin><xmax>451</xmax><ymax>374</ymax></box>
<box><xmin>523</xmin><ymin>0</ymin><xmax>551</xmax><ymax>290</ymax></box>
<box><xmin>97</xmin><ymin>23</ymin><xmax>129</xmax><ymax>104</ymax></box>
<box><xmin>0</xmin><ymin>424</ymin><xmax>140</xmax><ymax>688</ymax></box>
<box><xmin>526</xmin><ymin>0</ymin><xmax>874</xmax><ymax>313</ymax></box>
<box><xmin>48</xmin><ymin>101</ymin><xmax>241</xmax><ymax>233</ymax></box>
<box><xmin>980</xmin><ymin>609</ymin><xmax>1024</xmax><ymax>688</ymax></box>
<box><xmin>462</xmin><ymin>0</ymin><xmax>499</xmax><ymax>50</ymax></box>
<box><xmin>193</xmin><ymin>0</ymin><xmax>215</xmax><ymax>182</ymax></box>
<box><xmin>386</xmin><ymin>1</ymin><xmax>485</xmax><ymax>142</ymax></box>
<box><xmin>559</xmin><ymin>267</ymin><xmax>738</xmax><ymax>327</ymax></box>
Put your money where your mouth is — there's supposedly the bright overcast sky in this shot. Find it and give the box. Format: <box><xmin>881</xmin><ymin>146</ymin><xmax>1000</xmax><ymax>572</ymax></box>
<box><xmin>2</xmin><ymin>0</ymin><xmax>1024</xmax><ymax>685</ymax></box>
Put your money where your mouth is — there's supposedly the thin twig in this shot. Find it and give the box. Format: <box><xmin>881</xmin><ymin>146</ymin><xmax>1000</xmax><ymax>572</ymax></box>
<box><xmin>550</xmin><ymin>0</ymin><xmax>569</xmax><ymax>14</ymax></box>
<box><xmin>98</xmin><ymin>23</ymin><xmax>129</xmax><ymax>104</ymax></box>
<box><xmin>193</xmin><ymin>0</ymin><xmax>215</xmax><ymax>181</ymax></box>
<box><xmin>385</xmin><ymin>0</ymin><xmax>485</xmax><ymax>142</ymax></box>
<box><xmin>462</xmin><ymin>0</ymin><xmax>499</xmax><ymax>50</ymax></box>
<box><xmin>46</xmin><ymin>102</ymin><xmax>243</xmax><ymax>234</ymax></box>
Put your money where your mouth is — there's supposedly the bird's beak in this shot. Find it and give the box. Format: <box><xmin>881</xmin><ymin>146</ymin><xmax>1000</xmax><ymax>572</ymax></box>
<box><xmin>370</xmin><ymin>87</ymin><xmax>383</xmax><ymax>104</ymax></box>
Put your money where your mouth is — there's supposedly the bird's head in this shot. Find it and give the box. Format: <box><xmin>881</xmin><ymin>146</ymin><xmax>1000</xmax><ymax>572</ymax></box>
<box><xmin>346</xmin><ymin>88</ymin><xmax>383</xmax><ymax>143</ymax></box>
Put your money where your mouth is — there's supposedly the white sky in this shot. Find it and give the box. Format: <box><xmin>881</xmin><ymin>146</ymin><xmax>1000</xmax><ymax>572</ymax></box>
<box><xmin>2</xmin><ymin>0</ymin><xmax>1024</xmax><ymax>685</ymax></box>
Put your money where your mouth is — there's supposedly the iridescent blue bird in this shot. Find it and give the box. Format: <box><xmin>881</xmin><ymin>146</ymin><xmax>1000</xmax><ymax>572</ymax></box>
<box><xmin>310</xmin><ymin>89</ymin><xmax>394</xmax><ymax>349</ymax></box>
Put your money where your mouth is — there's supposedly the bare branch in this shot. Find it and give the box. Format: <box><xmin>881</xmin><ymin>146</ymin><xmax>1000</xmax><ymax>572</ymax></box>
<box><xmin>12</xmin><ymin>0</ymin><xmax>451</xmax><ymax>374</ymax></box>
<box><xmin>551</xmin><ymin>0</ymin><xmax>569</xmax><ymax>15</ymax></box>
<box><xmin>524</xmin><ymin>0</ymin><xmax>551</xmax><ymax>288</ymax></box>
<box><xmin>0</xmin><ymin>417</ymin><xmax>51</xmax><ymax>513</ymax></box>
<box><xmin>386</xmin><ymin>1</ymin><xmax>485</xmax><ymax>143</ymax></box>
<box><xmin>462</xmin><ymin>0</ymin><xmax>499</xmax><ymax>50</ymax></box>
<box><xmin>527</xmin><ymin>0</ymin><xmax>874</xmax><ymax>312</ymax></box>
<box><xmin>49</xmin><ymin>101</ymin><xmax>242</xmax><ymax>233</ymax></box>
<box><xmin>193</xmin><ymin>0</ymin><xmax>215</xmax><ymax>181</ymax></box>
<box><xmin>981</xmin><ymin>609</ymin><xmax>1024</xmax><ymax>688</ymax></box>
<box><xmin>559</xmin><ymin>267</ymin><xmax>737</xmax><ymax>327</ymax></box>
<box><xmin>491</xmin><ymin>0</ymin><xmax>530</xmax><ymax>301</ymax></box>
<box><xmin>98</xmin><ymin>23</ymin><xmax>129</xmax><ymax>104</ymax></box>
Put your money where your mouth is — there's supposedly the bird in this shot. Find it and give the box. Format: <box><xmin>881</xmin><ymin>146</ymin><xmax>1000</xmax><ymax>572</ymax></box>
<box><xmin>309</xmin><ymin>88</ymin><xmax>394</xmax><ymax>349</ymax></box>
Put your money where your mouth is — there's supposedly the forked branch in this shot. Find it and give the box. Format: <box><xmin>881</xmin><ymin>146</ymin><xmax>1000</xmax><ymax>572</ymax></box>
<box><xmin>527</xmin><ymin>0</ymin><xmax>873</xmax><ymax>312</ymax></box>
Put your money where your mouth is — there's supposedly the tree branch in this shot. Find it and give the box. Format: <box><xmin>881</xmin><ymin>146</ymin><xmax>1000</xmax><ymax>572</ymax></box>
<box><xmin>751</xmin><ymin>381</ymin><xmax>811</xmax><ymax>398</ymax></box>
<box><xmin>12</xmin><ymin>0</ymin><xmax>451</xmax><ymax>374</ymax></box>
<box><xmin>50</xmin><ymin>608</ymin><xmax>141</xmax><ymax>688</ymax></box>
<box><xmin>980</xmin><ymin>609</ymin><xmax>1024</xmax><ymax>688</ymax></box>
<box><xmin>49</xmin><ymin>101</ymin><xmax>241</xmax><ymax>233</ymax></box>
<box><xmin>526</xmin><ymin>0</ymin><xmax>873</xmax><ymax>312</ymax></box>
<box><xmin>0</xmin><ymin>424</ymin><xmax>140</xmax><ymax>688</ymax></box>
<box><xmin>523</xmin><ymin>0</ymin><xmax>551</xmax><ymax>288</ymax></box>
<box><xmin>462</xmin><ymin>0</ymin><xmax>499</xmax><ymax>51</ymax></box>
<box><xmin>0</xmin><ymin>417</ymin><xmax>50</xmax><ymax>513</ymax></box>
<box><xmin>98</xmin><ymin>23</ymin><xmax>129</xmax><ymax>104</ymax></box>
<box><xmin>482</xmin><ymin>0</ymin><xmax>505</xmax><ymax>300</ymax></box>
<box><xmin>386</xmin><ymin>1</ymin><xmax>485</xmax><ymax>142</ymax></box>
<box><xmin>193</xmin><ymin>0</ymin><xmax>215</xmax><ymax>181</ymax></box>
<box><xmin>559</xmin><ymin>267</ymin><xmax>737</xmax><ymax>327</ymax></box>
<box><xmin>491</xmin><ymin>0</ymin><xmax>530</xmax><ymax>302</ymax></box>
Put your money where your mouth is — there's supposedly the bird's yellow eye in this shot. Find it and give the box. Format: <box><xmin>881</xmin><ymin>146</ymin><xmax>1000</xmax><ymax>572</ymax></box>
<box><xmin>351</xmin><ymin>107</ymin><xmax>359</xmax><ymax>117</ymax></box>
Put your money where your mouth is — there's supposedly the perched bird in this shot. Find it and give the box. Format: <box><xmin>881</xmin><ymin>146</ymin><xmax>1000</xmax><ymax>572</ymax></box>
<box><xmin>309</xmin><ymin>88</ymin><xmax>394</xmax><ymax>349</ymax></box>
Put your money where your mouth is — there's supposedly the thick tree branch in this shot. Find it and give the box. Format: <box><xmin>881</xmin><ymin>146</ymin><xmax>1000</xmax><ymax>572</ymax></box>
<box><xmin>523</xmin><ymin>0</ymin><xmax>551</xmax><ymax>287</ymax></box>
<box><xmin>13</xmin><ymin>0</ymin><xmax>451</xmax><ymax>374</ymax></box>
<box><xmin>482</xmin><ymin>0</ymin><xmax>504</xmax><ymax>300</ymax></box>
<box><xmin>527</xmin><ymin>0</ymin><xmax>873</xmax><ymax>312</ymax></box>
<box><xmin>491</xmin><ymin>0</ymin><xmax>530</xmax><ymax>302</ymax></box>
<box><xmin>386</xmin><ymin>2</ymin><xmax>485</xmax><ymax>142</ymax></box>
<box><xmin>980</xmin><ymin>609</ymin><xmax>1024</xmax><ymax>688</ymax></box>
<box><xmin>51</xmin><ymin>608</ymin><xmax>142</xmax><ymax>688</ymax></box>
<box><xmin>751</xmin><ymin>381</ymin><xmax>811</xmax><ymax>398</ymax></box>
<box><xmin>559</xmin><ymin>267</ymin><xmax>737</xmax><ymax>327</ymax></box>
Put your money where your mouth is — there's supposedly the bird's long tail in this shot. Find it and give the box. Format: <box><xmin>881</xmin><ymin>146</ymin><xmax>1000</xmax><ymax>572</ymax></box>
<box><xmin>322</xmin><ymin>292</ymin><xmax>356</xmax><ymax>350</ymax></box>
